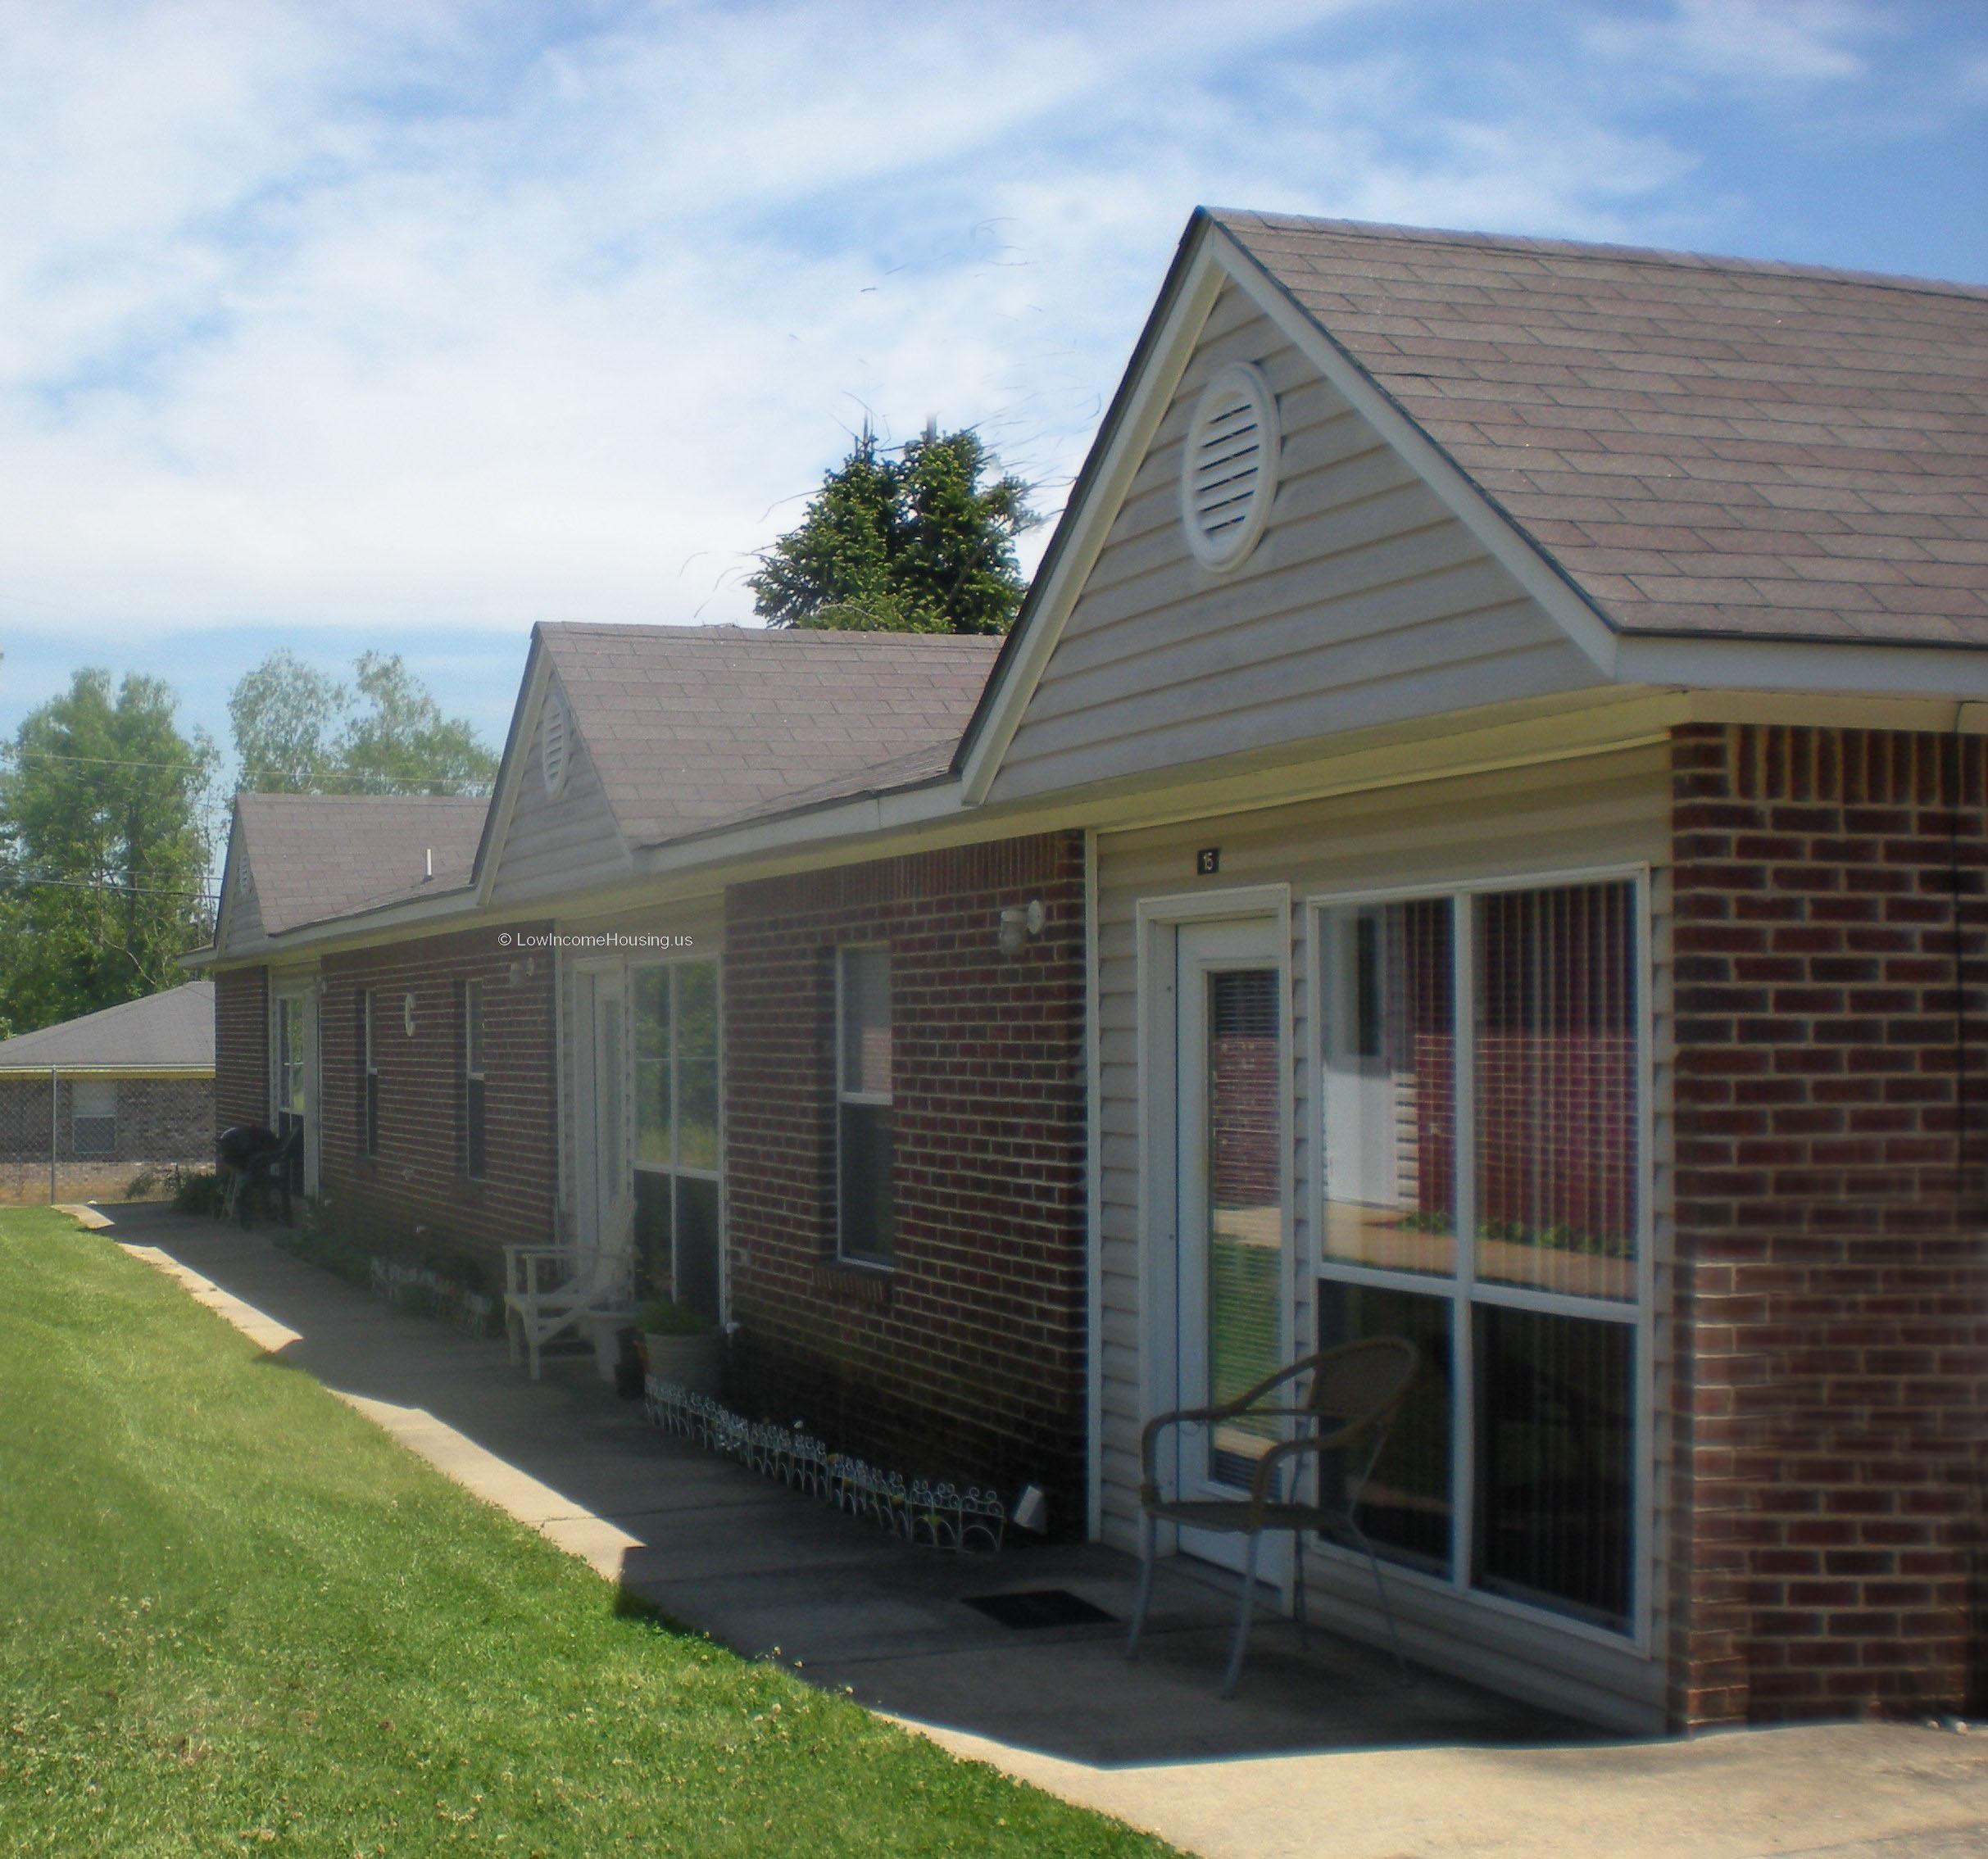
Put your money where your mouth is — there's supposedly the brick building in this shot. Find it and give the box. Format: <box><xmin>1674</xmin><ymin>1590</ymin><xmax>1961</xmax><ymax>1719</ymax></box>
<box><xmin>0</xmin><ymin>980</ymin><xmax>214</xmax><ymax>1204</ymax></box>
<box><xmin>193</xmin><ymin>211</ymin><xmax>1986</xmax><ymax>1733</ymax></box>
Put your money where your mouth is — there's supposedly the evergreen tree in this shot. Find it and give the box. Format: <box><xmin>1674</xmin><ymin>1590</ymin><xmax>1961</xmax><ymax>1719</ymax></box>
<box><xmin>750</xmin><ymin>428</ymin><xmax>1037</xmax><ymax>635</ymax></box>
<box><xmin>0</xmin><ymin>670</ymin><xmax>219</xmax><ymax>1035</ymax></box>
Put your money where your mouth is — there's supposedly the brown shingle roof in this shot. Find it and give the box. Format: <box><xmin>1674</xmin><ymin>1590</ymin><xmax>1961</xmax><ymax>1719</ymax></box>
<box><xmin>538</xmin><ymin>624</ymin><xmax>1001</xmax><ymax>847</ymax></box>
<box><xmin>0</xmin><ymin>979</ymin><xmax>213</xmax><ymax>1072</ymax></box>
<box><xmin>1213</xmin><ymin>211</ymin><xmax>1988</xmax><ymax>648</ymax></box>
<box><xmin>235</xmin><ymin>793</ymin><xmax>488</xmax><ymax>935</ymax></box>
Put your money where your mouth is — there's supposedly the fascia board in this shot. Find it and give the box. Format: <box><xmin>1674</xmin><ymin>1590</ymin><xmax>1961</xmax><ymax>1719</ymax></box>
<box><xmin>958</xmin><ymin>229</ymin><xmax>1228</xmax><ymax>806</ymax></box>
<box><xmin>1616</xmin><ymin>633</ymin><xmax>1988</xmax><ymax>698</ymax></box>
<box><xmin>472</xmin><ymin>636</ymin><xmax>550</xmax><ymax>908</ymax></box>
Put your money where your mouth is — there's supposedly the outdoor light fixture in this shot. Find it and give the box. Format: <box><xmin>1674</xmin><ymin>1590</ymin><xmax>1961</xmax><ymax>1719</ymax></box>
<box><xmin>402</xmin><ymin>991</ymin><xmax>417</xmax><ymax>1036</ymax></box>
<box><xmin>997</xmin><ymin>899</ymin><xmax>1046</xmax><ymax>954</ymax></box>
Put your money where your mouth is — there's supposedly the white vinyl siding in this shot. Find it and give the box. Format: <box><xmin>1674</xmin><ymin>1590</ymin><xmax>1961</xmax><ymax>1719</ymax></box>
<box><xmin>490</xmin><ymin>682</ymin><xmax>632</xmax><ymax>906</ymax></box>
<box><xmin>989</xmin><ymin>283</ymin><xmax>1604</xmax><ymax>805</ymax></box>
<box><xmin>1094</xmin><ymin>744</ymin><xmax>1673</xmax><ymax>1729</ymax></box>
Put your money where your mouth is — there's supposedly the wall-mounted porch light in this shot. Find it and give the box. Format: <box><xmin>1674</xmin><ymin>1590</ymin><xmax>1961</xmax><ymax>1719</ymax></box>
<box><xmin>997</xmin><ymin>899</ymin><xmax>1046</xmax><ymax>955</ymax></box>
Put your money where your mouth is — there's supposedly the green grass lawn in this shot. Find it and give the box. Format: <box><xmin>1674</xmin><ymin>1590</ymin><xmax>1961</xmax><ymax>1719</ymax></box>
<box><xmin>0</xmin><ymin>1208</ymin><xmax>1170</xmax><ymax>1858</ymax></box>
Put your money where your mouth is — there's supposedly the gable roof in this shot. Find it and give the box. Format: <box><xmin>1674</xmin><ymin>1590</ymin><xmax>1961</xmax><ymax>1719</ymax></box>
<box><xmin>1212</xmin><ymin>211</ymin><xmax>1988</xmax><ymax>649</ymax></box>
<box><xmin>235</xmin><ymin>793</ymin><xmax>489</xmax><ymax>935</ymax></box>
<box><xmin>0</xmin><ymin>980</ymin><xmax>214</xmax><ymax>1072</ymax></box>
<box><xmin>536</xmin><ymin>624</ymin><xmax>1001</xmax><ymax>848</ymax></box>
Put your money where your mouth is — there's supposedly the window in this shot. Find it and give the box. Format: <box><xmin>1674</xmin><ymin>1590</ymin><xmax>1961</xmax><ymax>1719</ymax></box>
<box><xmin>837</xmin><ymin>947</ymin><xmax>893</xmax><ymax>1266</ymax></box>
<box><xmin>1316</xmin><ymin>877</ymin><xmax>1642</xmax><ymax>1635</ymax></box>
<box><xmin>361</xmin><ymin>990</ymin><xmax>379</xmax><ymax>1159</ymax></box>
<box><xmin>633</xmin><ymin>961</ymin><xmax>722</xmax><ymax>1322</ymax></box>
<box><xmin>463</xmin><ymin>979</ymin><xmax>487</xmax><ymax>1180</ymax></box>
<box><xmin>71</xmin><ymin>1078</ymin><xmax>116</xmax><ymax>1157</ymax></box>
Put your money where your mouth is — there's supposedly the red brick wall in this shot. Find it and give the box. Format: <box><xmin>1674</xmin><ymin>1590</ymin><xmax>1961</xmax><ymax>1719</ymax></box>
<box><xmin>319</xmin><ymin>924</ymin><xmax>557</xmax><ymax>1285</ymax></box>
<box><xmin>724</xmin><ymin>832</ymin><xmax>1088</xmax><ymax>1521</ymax></box>
<box><xmin>214</xmin><ymin>965</ymin><xmax>269</xmax><ymax>1134</ymax></box>
<box><xmin>1669</xmin><ymin>723</ymin><xmax>1988</xmax><ymax>1726</ymax></box>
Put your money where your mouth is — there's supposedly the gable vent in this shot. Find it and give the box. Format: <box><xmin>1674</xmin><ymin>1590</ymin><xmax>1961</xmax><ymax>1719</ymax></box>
<box><xmin>1180</xmin><ymin>361</ymin><xmax>1279</xmax><ymax>570</ymax></box>
<box><xmin>541</xmin><ymin>691</ymin><xmax>570</xmax><ymax>796</ymax></box>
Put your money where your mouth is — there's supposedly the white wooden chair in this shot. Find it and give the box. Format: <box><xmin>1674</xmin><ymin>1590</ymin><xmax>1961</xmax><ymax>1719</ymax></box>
<box><xmin>503</xmin><ymin>1192</ymin><xmax>638</xmax><ymax>1381</ymax></box>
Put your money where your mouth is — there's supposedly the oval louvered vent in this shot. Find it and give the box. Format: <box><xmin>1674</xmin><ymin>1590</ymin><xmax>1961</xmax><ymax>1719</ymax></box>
<box><xmin>541</xmin><ymin>692</ymin><xmax>570</xmax><ymax>796</ymax></box>
<box><xmin>1180</xmin><ymin>362</ymin><xmax>1279</xmax><ymax>570</ymax></box>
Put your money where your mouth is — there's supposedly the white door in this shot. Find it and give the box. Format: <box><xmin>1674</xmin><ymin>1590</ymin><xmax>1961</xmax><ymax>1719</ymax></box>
<box><xmin>579</xmin><ymin>970</ymin><xmax>629</xmax><ymax>1245</ymax></box>
<box><xmin>1169</xmin><ymin>917</ymin><xmax>1288</xmax><ymax>1573</ymax></box>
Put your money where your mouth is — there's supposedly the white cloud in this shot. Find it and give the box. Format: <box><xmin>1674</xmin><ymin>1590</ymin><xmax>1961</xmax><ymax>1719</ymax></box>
<box><xmin>0</xmin><ymin>0</ymin><xmax>1895</xmax><ymax>650</ymax></box>
<box><xmin>1583</xmin><ymin>0</ymin><xmax>1876</xmax><ymax>85</ymax></box>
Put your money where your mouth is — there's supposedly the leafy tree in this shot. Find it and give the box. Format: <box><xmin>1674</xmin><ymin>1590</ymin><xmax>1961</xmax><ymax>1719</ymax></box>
<box><xmin>229</xmin><ymin>651</ymin><xmax>347</xmax><ymax>793</ymax></box>
<box><xmin>750</xmin><ymin>427</ymin><xmax>1037</xmax><ymax>635</ymax></box>
<box><xmin>0</xmin><ymin>670</ymin><xmax>220</xmax><ymax>1035</ymax></box>
<box><xmin>228</xmin><ymin>651</ymin><xmax>497</xmax><ymax>796</ymax></box>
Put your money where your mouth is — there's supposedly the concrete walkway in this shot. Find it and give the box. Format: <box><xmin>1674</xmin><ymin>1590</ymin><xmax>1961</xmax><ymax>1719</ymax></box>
<box><xmin>94</xmin><ymin>1202</ymin><xmax>1988</xmax><ymax>1859</ymax></box>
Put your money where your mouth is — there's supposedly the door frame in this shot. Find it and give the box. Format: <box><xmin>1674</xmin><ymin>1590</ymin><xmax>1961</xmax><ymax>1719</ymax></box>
<box><xmin>573</xmin><ymin>960</ymin><xmax>629</xmax><ymax>1246</ymax></box>
<box><xmin>1134</xmin><ymin>884</ymin><xmax>1292</xmax><ymax>1575</ymax></box>
<box><xmin>268</xmin><ymin>975</ymin><xmax>320</xmax><ymax>1199</ymax></box>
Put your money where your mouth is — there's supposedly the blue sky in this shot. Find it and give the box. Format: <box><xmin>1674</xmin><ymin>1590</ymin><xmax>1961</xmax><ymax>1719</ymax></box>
<box><xmin>1</xmin><ymin>0</ymin><xmax>1982</xmax><ymax>766</ymax></box>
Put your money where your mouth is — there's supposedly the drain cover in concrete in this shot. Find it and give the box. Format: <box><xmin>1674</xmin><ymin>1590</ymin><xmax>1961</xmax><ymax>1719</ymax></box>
<box><xmin>963</xmin><ymin>1589</ymin><xmax>1117</xmax><ymax>1630</ymax></box>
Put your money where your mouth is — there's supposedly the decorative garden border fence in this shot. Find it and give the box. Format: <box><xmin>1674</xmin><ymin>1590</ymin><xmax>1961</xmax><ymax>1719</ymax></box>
<box><xmin>643</xmin><ymin>1377</ymin><xmax>1007</xmax><ymax>1553</ymax></box>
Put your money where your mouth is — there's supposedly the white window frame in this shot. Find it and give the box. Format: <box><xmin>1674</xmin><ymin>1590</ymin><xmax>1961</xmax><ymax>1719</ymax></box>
<box><xmin>362</xmin><ymin>989</ymin><xmax>380</xmax><ymax>1159</ymax></box>
<box><xmin>835</xmin><ymin>943</ymin><xmax>893</xmax><ymax>1267</ymax></box>
<box><xmin>71</xmin><ymin>1077</ymin><xmax>117</xmax><ymax>1157</ymax></box>
<box><xmin>1305</xmin><ymin>863</ymin><xmax>1657</xmax><ymax>1657</ymax></box>
<box><xmin>463</xmin><ymin>977</ymin><xmax>487</xmax><ymax>1181</ymax></box>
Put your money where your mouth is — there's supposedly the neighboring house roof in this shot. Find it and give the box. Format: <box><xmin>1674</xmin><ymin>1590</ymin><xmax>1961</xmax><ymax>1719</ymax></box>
<box><xmin>538</xmin><ymin>624</ymin><xmax>1002</xmax><ymax>846</ymax></box>
<box><xmin>0</xmin><ymin>980</ymin><xmax>215</xmax><ymax>1072</ymax></box>
<box><xmin>236</xmin><ymin>793</ymin><xmax>489</xmax><ymax>934</ymax></box>
<box><xmin>1212</xmin><ymin>211</ymin><xmax>1988</xmax><ymax>648</ymax></box>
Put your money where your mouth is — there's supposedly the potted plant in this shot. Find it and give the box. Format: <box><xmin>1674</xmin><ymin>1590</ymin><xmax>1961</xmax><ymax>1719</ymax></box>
<box><xmin>637</xmin><ymin>1293</ymin><xmax>723</xmax><ymax>1397</ymax></box>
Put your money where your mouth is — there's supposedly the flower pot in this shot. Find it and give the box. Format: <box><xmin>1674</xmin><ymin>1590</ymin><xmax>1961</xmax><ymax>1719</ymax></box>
<box><xmin>643</xmin><ymin>1330</ymin><xmax>724</xmax><ymax>1398</ymax></box>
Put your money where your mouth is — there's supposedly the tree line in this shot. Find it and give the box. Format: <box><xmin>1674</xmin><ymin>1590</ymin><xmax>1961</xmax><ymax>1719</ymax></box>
<box><xmin>0</xmin><ymin>423</ymin><xmax>1035</xmax><ymax>1037</ymax></box>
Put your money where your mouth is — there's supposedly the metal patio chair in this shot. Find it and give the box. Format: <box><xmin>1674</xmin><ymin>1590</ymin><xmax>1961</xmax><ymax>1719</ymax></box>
<box><xmin>1127</xmin><ymin>1335</ymin><xmax>1420</xmax><ymax>1698</ymax></box>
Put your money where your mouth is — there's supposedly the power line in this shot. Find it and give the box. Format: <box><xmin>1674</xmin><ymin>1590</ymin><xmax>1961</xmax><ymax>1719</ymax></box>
<box><xmin>0</xmin><ymin>869</ymin><xmax>218</xmax><ymax>903</ymax></box>
<box><xmin>2</xmin><ymin>748</ymin><xmax>491</xmax><ymax>796</ymax></box>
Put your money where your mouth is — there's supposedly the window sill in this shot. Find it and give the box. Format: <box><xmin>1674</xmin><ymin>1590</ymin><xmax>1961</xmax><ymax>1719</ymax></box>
<box><xmin>810</xmin><ymin>1258</ymin><xmax>893</xmax><ymax>1309</ymax></box>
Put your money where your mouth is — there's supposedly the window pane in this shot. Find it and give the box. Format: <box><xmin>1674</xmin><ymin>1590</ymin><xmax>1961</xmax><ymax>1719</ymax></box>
<box><xmin>465</xmin><ymin>1077</ymin><xmax>487</xmax><ymax>1178</ymax></box>
<box><xmin>633</xmin><ymin>966</ymin><xmax>669</xmax><ymax>1063</ymax></box>
<box><xmin>1473</xmin><ymin>1304</ymin><xmax>1634</xmax><ymax>1630</ymax></box>
<box><xmin>838</xmin><ymin>1101</ymin><xmax>893</xmax><ymax>1263</ymax></box>
<box><xmin>465</xmin><ymin>981</ymin><xmax>484</xmax><ymax>1076</ymax></box>
<box><xmin>635</xmin><ymin>1058</ymin><xmax>671</xmax><ymax>1167</ymax></box>
<box><xmin>676</xmin><ymin>963</ymin><xmax>718</xmax><ymax>1061</ymax></box>
<box><xmin>634</xmin><ymin>1168</ymin><xmax>674</xmax><ymax>1299</ymax></box>
<box><xmin>1320</xmin><ymin>900</ymin><xmax>1456</xmax><ymax>1276</ymax></box>
<box><xmin>1318</xmin><ymin>1280</ymin><xmax>1453</xmax><ymax>1576</ymax></box>
<box><xmin>1474</xmin><ymin>882</ymin><xmax>1638</xmax><ymax>1299</ymax></box>
<box><xmin>1205</xmin><ymin>968</ymin><xmax>1282</xmax><ymax>1484</ymax></box>
<box><xmin>841</xmin><ymin>949</ymin><xmax>891</xmax><ymax>1097</ymax></box>
<box><xmin>674</xmin><ymin>1176</ymin><xmax>721</xmax><ymax>1325</ymax></box>
<box><xmin>678</xmin><ymin>1058</ymin><xmax>719</xmax><ymax>1172</ymax></box>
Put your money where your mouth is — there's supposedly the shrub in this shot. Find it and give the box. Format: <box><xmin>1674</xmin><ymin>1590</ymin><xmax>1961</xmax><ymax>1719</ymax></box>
<box><xmin>170</xmin><ymin>1167</ymin><xmax>229</xmax><ymax>1218</ymax></box>
<box><xmin>636</xmin><ymin>1294</ymin><xmax>713</xmax><ymax>1338</ymax></box>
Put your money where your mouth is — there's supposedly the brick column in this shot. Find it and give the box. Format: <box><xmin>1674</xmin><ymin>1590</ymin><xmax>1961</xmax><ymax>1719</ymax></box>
<box><xmin>1669</xmin><ymin>723</ymin><xmax>1988</xmax><ymax>1724</ymax></box>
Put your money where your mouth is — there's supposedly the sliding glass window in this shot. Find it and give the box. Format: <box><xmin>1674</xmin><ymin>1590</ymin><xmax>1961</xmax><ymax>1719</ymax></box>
<box><xmin>632</xmin><ymin>961</ymin><xmax>722</xmax><ymax>1324</ymax></box>
<box><xmin>1315</xmin><ymin>876</ymin><xmax>1643</xmax><ymax>1637</ymax></box>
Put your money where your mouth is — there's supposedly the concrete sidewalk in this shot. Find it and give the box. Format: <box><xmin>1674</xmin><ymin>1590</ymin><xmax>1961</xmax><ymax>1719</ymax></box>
<box><xmin>97</xmin><ymin>1202</ymin><xmax>1988</xmax><ymax>1859</ymax></box>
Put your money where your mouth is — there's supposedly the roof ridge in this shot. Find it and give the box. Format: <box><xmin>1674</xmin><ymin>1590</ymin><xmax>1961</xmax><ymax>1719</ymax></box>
<box><xmin>538</xmin><ymin>621</ymin><xmax>1003</xmax><ymax>646</ymax></box>
<box><xmin>1207</xmin><ymin>208</ymin><xmax>1988</xmax><ymax>303</ymax></box>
